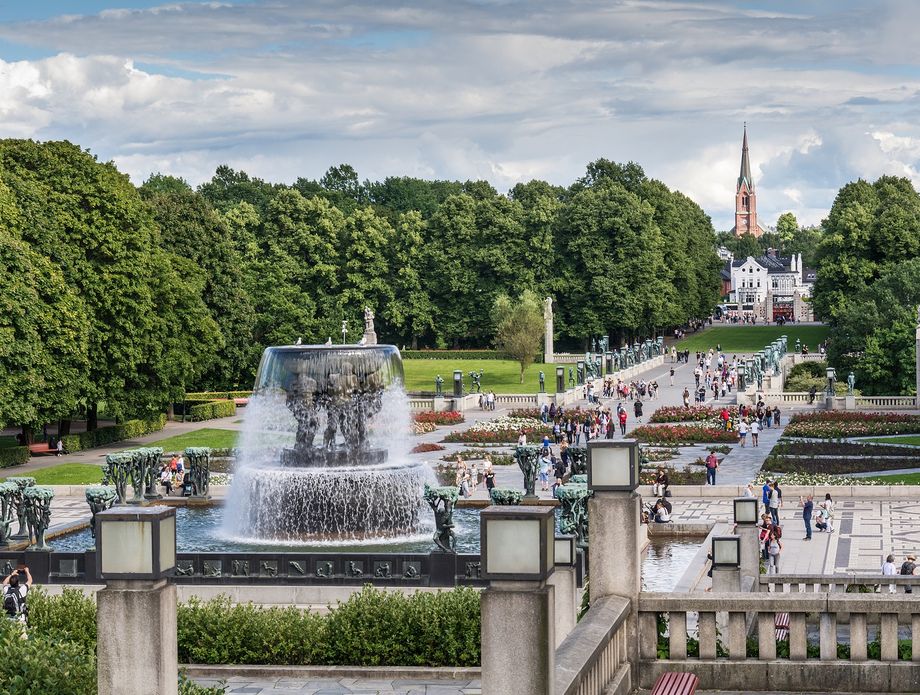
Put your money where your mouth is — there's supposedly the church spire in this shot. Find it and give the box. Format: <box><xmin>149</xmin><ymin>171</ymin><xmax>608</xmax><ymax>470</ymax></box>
<box><xmin>738</xmin><ymin>122</ymin><xmax>753</xmax><ymax>191</ymax></box>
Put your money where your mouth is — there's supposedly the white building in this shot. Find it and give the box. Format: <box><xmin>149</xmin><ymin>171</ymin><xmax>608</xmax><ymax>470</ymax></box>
<box><xmin>723</xmin><ymin>251</ymin><xmax>815</xmax><ymax>321</ymax></box>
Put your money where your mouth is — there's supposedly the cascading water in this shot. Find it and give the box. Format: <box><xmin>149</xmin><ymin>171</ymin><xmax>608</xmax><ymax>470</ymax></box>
<box><xmin>224</xmin><ymin>345</ymin><xmax>430</xmax><ymax>542</ymax></box>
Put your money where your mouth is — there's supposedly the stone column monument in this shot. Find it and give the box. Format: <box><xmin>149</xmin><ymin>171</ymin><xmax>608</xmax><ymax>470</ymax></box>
<box><xmin>362</xmin><ymin>307</ymin><xmax>377</xmax><ymax>346</ymax></box>
<box><xmin>543</xmin><ymin>296</ymin><xmax>554</xmax><ymax>363</ymax></box>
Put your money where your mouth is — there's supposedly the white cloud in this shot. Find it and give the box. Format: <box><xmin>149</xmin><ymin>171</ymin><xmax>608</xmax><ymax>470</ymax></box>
<box><xmin>2</xmin><ymin>1</ymin><xmax>920</xmax><ymax>229</ymax></box>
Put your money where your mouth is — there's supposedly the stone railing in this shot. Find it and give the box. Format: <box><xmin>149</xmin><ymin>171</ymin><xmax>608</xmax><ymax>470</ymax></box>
<box><xmin>554</xmin><ymin>595</ymin><xmax>632</xmax><ymax>695</ymax></box>
<box><xmin>760</xmin><ymin>574</ymin><xmax>920</xmax><ymax>594</ymax></box>
<box><xmin>638</xmin><ymin>591</ymin><xmax>920</xmax><ymax>692</ymax></box>
<box><xmin>494</xmin><ymin>394</ymin><xmax>539</xmax><ymax>406</ymax></box>
<box><xmin>408</xmin><ymin>397</ymin><xmax>435</xmax><ymax>410</ymax></box>
<box><xmin>856</xmin><ymin>395</ymin><xmax>917</xmax><ymax>409</ymax></box>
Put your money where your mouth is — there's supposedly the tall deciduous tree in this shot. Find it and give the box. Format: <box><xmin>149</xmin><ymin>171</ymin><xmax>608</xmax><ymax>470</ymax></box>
<box><xmin>492</xmin><ymin>290</ymin><xmax>545</xmax><ymax>382</ymax></box>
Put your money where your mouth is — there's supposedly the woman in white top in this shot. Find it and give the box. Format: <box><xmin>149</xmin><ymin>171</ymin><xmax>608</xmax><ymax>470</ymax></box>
<box><xmin>882</xmin><ymin>553</ymin><xmax>898</xmax><ymax>593</ymax></box>
<box><xmin>517</xmin><ymin>431</ymin><xmax>527</xmax><ymax>446</ymax></box>
<box><xmin>738</xmin><ymin>419</ymin><xmax>748</xmax><ymax>447</ymax></box>
<box><xmin>822</xmin><ymin>493</ymin><xmax>835</xmax><ymax>532</ymax></box>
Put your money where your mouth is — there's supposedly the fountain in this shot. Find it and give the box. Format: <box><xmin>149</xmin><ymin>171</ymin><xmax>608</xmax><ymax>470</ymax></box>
<box><xmin>225</xmin><ymin>344</ymin><xmax>428</xmax><ymax>542</ymax></box>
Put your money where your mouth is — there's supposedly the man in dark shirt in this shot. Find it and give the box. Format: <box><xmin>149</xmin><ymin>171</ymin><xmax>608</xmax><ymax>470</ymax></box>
<box><xmin>800</xmin><ymin>495</ymin><xmax>813</xmax><ymax>540</ymax></box>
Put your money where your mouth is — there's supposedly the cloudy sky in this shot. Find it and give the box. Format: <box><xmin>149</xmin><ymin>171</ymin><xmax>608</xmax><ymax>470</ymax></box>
<box><xmin>2</xmin><ymin>1</ymin><xmax>920</xmax><ymax>229</ymax></box>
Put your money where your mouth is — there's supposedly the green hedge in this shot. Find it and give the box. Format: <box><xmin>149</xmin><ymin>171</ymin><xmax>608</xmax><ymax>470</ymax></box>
<box><xmin>187</xmin><ymin>399</ymin><xmax>237</xmax><ymax>421</ymax></box>
<box><xmin>30</xmin><ymin>585</ymin><xmax>480</xmax><ymax>668</ymax></box>
<box><xmin>0</xmin><ymin>445</ymin><xmax>30</xmax><ymax>468</ymax></box>
<box><xmin>60</xmin><ymin>414</ymin><xmax>167</xmax><ymax>453</ymax></box>
<box><xmin>402</xmin><ymin>350</ymin><xmax>542</xmax><ymax>361</ymax></box>
<box><xmin>185</xmin><ymin>391</ymin><xmax>252</xmax><ymax>400</ymax></box>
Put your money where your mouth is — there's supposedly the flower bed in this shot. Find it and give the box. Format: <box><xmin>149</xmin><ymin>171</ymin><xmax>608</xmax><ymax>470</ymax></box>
<box><xmin>650</xmin><ymin>405</ymin><xmax>738</xmax><ymax>423</ymax></box>
<box><xmin>772</xmin><ymin>440</ymin><xmax>920</xmax><ymax>457</ymax></box>
<box><xmin>413</xmin><ymin>411</ymin><xmax>464</xmax><ymax>426</ymax></box>
<box><xmin>784</xmin><ymin>412</ymin><xmax>920</xmax><ymax>439</ymax></box>
<box><xmin>442</xmin><ymin>417</ymin><xmax>553</xmax><ymax>443</ymax></box>
<box><xmin>411</xmin><ymin>442</ymin><xmax>446</xmax><ymax>454</ymax></box>
<box><xmin>641</xmin><ymin>447</ymin><xmax>679</xmax><ymax>462</ymax></box>
<box><xmin>754</xmin><ymin>471</ymin><xmax>894</xmax><ymax>486</ymax></box>
<box><xmin>412</xmin><ymin>421</ymin><xmax>437</xmax><ymax>435</ymax></box>
<box><xmin>640</xmin><ymin>465</ymin><xmax>706</xmax><ymax>485</ymax></box>
<box><xmin>440</xmin><ymin>450</ymin><xmax>514</xmax><ymax>465</ymax></box>
<box><xmin>630</xmin><ymin>424</ymin><xmax>737</xmax><ymax>444</ymax></box>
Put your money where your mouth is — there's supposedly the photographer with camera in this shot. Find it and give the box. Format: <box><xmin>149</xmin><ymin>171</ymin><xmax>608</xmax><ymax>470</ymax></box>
<box><xmin>3</xmin><ymin>565</ymin><xmax>32</xmax><ymax>624</ymax></box>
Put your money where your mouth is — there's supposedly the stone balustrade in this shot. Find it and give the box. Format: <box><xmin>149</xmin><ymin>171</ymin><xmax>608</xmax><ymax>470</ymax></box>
<box><xmin>638</xmin><ymin>591</ymin><xmax>920</xmax><ymax>692</ymax></box>
<box><xmin>856</xmin><ymin>395</ymin><xmax>918</xmax><ymax>409</ymax></box>
<box><xmin>760</xmin><ymin>573</ymin><xmax>920</xmax><ymax>594</ymax></box>
<box><xmin>553</xmin><ymin>595</ymin><xmax>632</xmax><ymax>695</ymax></box>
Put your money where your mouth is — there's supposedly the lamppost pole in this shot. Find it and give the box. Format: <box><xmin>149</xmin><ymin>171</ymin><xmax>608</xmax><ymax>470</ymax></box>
<box><xmin>341</xmin><ymin>320</ymin><xmax>348</xmax><ymax>345</ymax></box>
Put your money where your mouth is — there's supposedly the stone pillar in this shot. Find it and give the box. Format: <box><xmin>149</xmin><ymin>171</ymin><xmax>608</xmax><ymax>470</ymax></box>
<box><xmin>739</xmin><ymin>525</ymin><xmax>760</xmax><ymax>587</ymax></box>
<box><xmin>481</xmin><ymin>582</ymin><xmax>554</xmax><ymax>695</ymax></box>
<box><xmin>588</xmin><ymin>491</ymin><xmax>641</xmax><ymax>681</ymax></box>
<box><xmin>712</xmin><ymin>567</ymin><xmax>742</xmax><ymax>592</ymax></box>
<box><xmin>547</xmin><ymin>566</ymin><xmax>577</xmax><ymax>647</ymax></box>
<box><xmin>97</xmin><ymin>579</ymin><xmax>178</xmax><ymax>695</ymax></box>
<box><xmin>544</xmin><ymin>296</ymin><xmax>555</xmax><ymax>364</ymax></box>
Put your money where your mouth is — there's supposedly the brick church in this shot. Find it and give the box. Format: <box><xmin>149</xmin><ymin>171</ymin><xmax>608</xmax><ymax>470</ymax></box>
<box><xmin>731</xmin><ymin>124</ymin><xmax>766</xmax><ymax>237</ymax></box>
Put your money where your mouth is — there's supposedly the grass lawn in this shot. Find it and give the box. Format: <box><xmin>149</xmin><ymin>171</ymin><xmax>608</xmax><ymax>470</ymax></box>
<box><xmin>863</xmin><ymin>436</ymin><xmax>920</xmax><ymax>446</ymax></box>
<box><xmin>863</xmin><ymin>472</ymin><xmax>920</xmax><ymax>484</ymax></box>
<box><xmin>675</xmin><ymin>325</ymin><xmax>829</xmax><ymax>353</ymax></box>
<box><xmin>403</xmin><ymin>359</ymin><xmax>574</xmax><ymax>394</ymax></box>
<box><xmin>1</xmin><ymin>463</ymin><xmax>105</xmax><ymax>485</ymax></box>
<box><xmin>140</xmin><ymin>428</ymin><xmax>240</xmax><ymax>453</ymax></box>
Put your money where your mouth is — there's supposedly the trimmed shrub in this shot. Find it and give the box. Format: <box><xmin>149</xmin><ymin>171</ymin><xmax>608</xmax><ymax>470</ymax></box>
<box><xmin>60</xmin><ymin>414</ymin><xmax>167</xmax><ymax>453</ymax></box>
<box><xmin>187</xmin><ymin>400</ymin><xmax>237</xmax><ymax>422</ymax></box>
<box><xmin>784</xmin><ymin>412</ymin><xmax>920</xmax><ymax>438</ymax></box>
<box><xmin>0</xmin><ymin>445</ymin><xmax>30</xmax><ymax>468</ymax></box>
<box><xmin>403</xmin><ymin>349</ymin><xmax>541</xmax><ymax>361</ymax></box>
<box><xmin>185</xmin><ymin>391</ymin><xmax>252</xmax><ymax>400</ymax></box>
<box><xmin>411</xmin><ymin>442</ymin><xmax>446</xmax><ymax>454</ymax></box>
<box><xmin>0</xmin><ymin>619</ymin><xmax>96</xmax><ymax>695</ymax></box>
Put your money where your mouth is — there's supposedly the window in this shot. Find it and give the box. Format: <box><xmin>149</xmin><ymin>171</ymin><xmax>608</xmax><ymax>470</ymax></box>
<box><xmin>742</xmin><ymin>195</ymin><xmax>749</xmax><ymax>211</ymax></box>
<box><xmin>772</xmin><ymin>278</ymin><xmax>778</xmax><ymax>289</ymax></box>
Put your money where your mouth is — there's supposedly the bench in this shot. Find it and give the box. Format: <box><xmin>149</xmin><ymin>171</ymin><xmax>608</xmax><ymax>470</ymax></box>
<box><xmin>775</xmin><ymin>612</ymin><xmax>790</xmax><ymax>641</ymax></box>
<box><xmin>27</xmin><ymin>443</ymin><xmax>56</xmax><ymax>456</ymax></box>
<box><xmin>651</xmin><ymin>671</ymin><xmax>699</xmax><ymax>695</ymax></box>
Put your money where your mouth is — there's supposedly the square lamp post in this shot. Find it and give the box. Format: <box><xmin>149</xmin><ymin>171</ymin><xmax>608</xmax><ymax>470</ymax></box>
<box><xmin>453</xmin><ymin>369</ymin><xmax>463</xmax><ymax>397</ymax></box>
<box><xmin>587</xmin><ymin>439</ymin><xmax>640</xmax><ymax>492</ymax></box>
<box><xmin>96</xmin><ymin>505</ymin><xmax>176</xmax><ymax>580</ymax></box>
<box><xmin>826</xmin><ymin>366</ymin><xmax>836</xmax><ymax>397</ymax></box>
<box><xmin>554</xmin><ymin>534</ymin><xmax>576</xmax><ymax>567</ymax></box>
<box><xmin>710</xmin><ymin>535</ymin><xmax>742</xmax><ymax>592</ymax></box>
<box><xmin>556</xmin><ymin>366</ymin><xmax>565</xmax><ymax>393</ymax></box>
<box><xmin>711</xmin><ymin>536</ymin><xmax>741</xmax><ymax>568</ymax></box>
<box><xmin>96</xmin><ymin>505</ymin><xmax>178</xmax><ymax>695</ymax></box>
<box><xmin>737</xmin><ymin>363</ymin><xmax>746</xmax><ymax>391</ymax></box>
<box><xmin>480</xmin><ymin>505</ymin><xmax>556</xmax><ymax>694</ymax></box>
<box><xmin>733</xmin><ymin>497</ymin><xmax>759</xmax><ymax>525</ymax></box>
<box><xmin>576</xmin><ymin>360</ymin><xmax>585</xmax><ymax>385</ymax></box>
<box><xmin>734</xmin><ymin>498</ymin><xmax>760</xmax><ymax>582</ymax></box>
<box><xmin>481</xmin><ymin>505</ymin><xmax>555</xmax><ymax>581</ymax></box>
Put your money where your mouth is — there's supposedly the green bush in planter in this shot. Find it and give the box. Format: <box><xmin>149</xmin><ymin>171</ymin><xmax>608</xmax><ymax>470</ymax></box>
<box><xmin>60</xmin><ymin>414</ymin><xmax>167</xmax><ymax>453</ymax></box>
<box><xmin>0</xmin><ymin>618</ymin><xmax>96</xmax><ymax>695</ymax></box>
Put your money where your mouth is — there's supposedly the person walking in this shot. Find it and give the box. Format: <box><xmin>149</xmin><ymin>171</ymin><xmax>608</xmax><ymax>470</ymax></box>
<box><xmin>618</xmin><ymin>407</ymin><xmax>628</xmax><ymax>436</ymax></box>
<box><xmin>682</xmin><ymin>387</ymin><xmax>690</xmax><ymax>407</ymax></box>
<box><xmin>882</xmin><ymin>553</ymin><xmax>898</xmax><ymax>593</ymax></box>
<box><xmin>704</xmin><ymin>450</ymin><xmax>719</xmax><ymax>486</ymax></box>
<box><xmin>901</xmin><ymin>554</ymin><xmax>917</xmax><ymax>594</ymax></box>
<box><xmin>738</xmin><ymin>418</ymin><xmax>748</xmax><ymax>447</ymax></box>
<box><xmin>750</xmin><ymin>418</ymin><xmax>760</xmax><ymax>447</ymax></box>
<box><xmin>633</xmin><ymin>399</ymin><xmax>643</xmax><ymax>422</ymax></box>
<box><xmin>766</xmin><ymin>529</ymin><xmax>783</xmax><ymax>574</ymax></box>
<box><xmin>800</xmin><ymin>494</ymin><xmax>813</xmax><ymax>540</ymax></box>
<box><xmin>669</xmin><ymin>366</ymin><xmax>675</xmax><ymax>386</ymax></box>
<box><xmin>769</xmin><ymin>482</ymin><xmax>781</xmax><ymax>526</ymax></box>
<box><xmin>821</xmin><ymin>493</ymin><xmax>835</xmax><ymax>533</ymax></box>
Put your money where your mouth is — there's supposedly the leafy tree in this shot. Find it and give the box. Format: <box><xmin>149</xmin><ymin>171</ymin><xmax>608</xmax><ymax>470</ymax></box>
<box><xmin>140</xmin><ymin>175</ymin><xmax>256</xmax><ymax>389</ymax></box>
<box><xmin>198</xmin><ymin>165</ymin><xmax>277</xmax><ymax>215</ymax></box>
<box><xmin>366</xmin><ymin>177</ymin><xmax>465</xmax><ymax>221</ymax></box>
<box><xmin>339</xmin><ymin>207</ymin><xmax>396</xmax><ymax>335</ymax></box>
<box><xmin>776</xmin><ymin>212</ymin><xmax>798</xmax><ymax>245</ymax></box>
<box><xmin>492</xmin><ymin>290</ymin><xmax>545</xmax><ymax>382</ymax></box>
<box><xmin>828</xmin><ymin>259</ymin><xmax>920</xmax><ymax>395</ymax></box>
<box><xmin>388</xmin><ymin>211</ymin><xmax>435</xmax><ymax>348</ymax></box>
<box><xmin>0</xmin><ymin>140</ymin><xmax>164</xmax><ymax>427</ymax></box>
<box><xmin>0</xmin><ymin>190</ymin><xmax>89</xmax><ymax>440</ymax></box>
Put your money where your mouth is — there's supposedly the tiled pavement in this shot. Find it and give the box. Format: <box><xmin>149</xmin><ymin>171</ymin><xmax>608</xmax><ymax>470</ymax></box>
<box><xmin>191</xmin><ymin>677</ymin><xmax>480</xmax><ymax>694</ymax></box>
